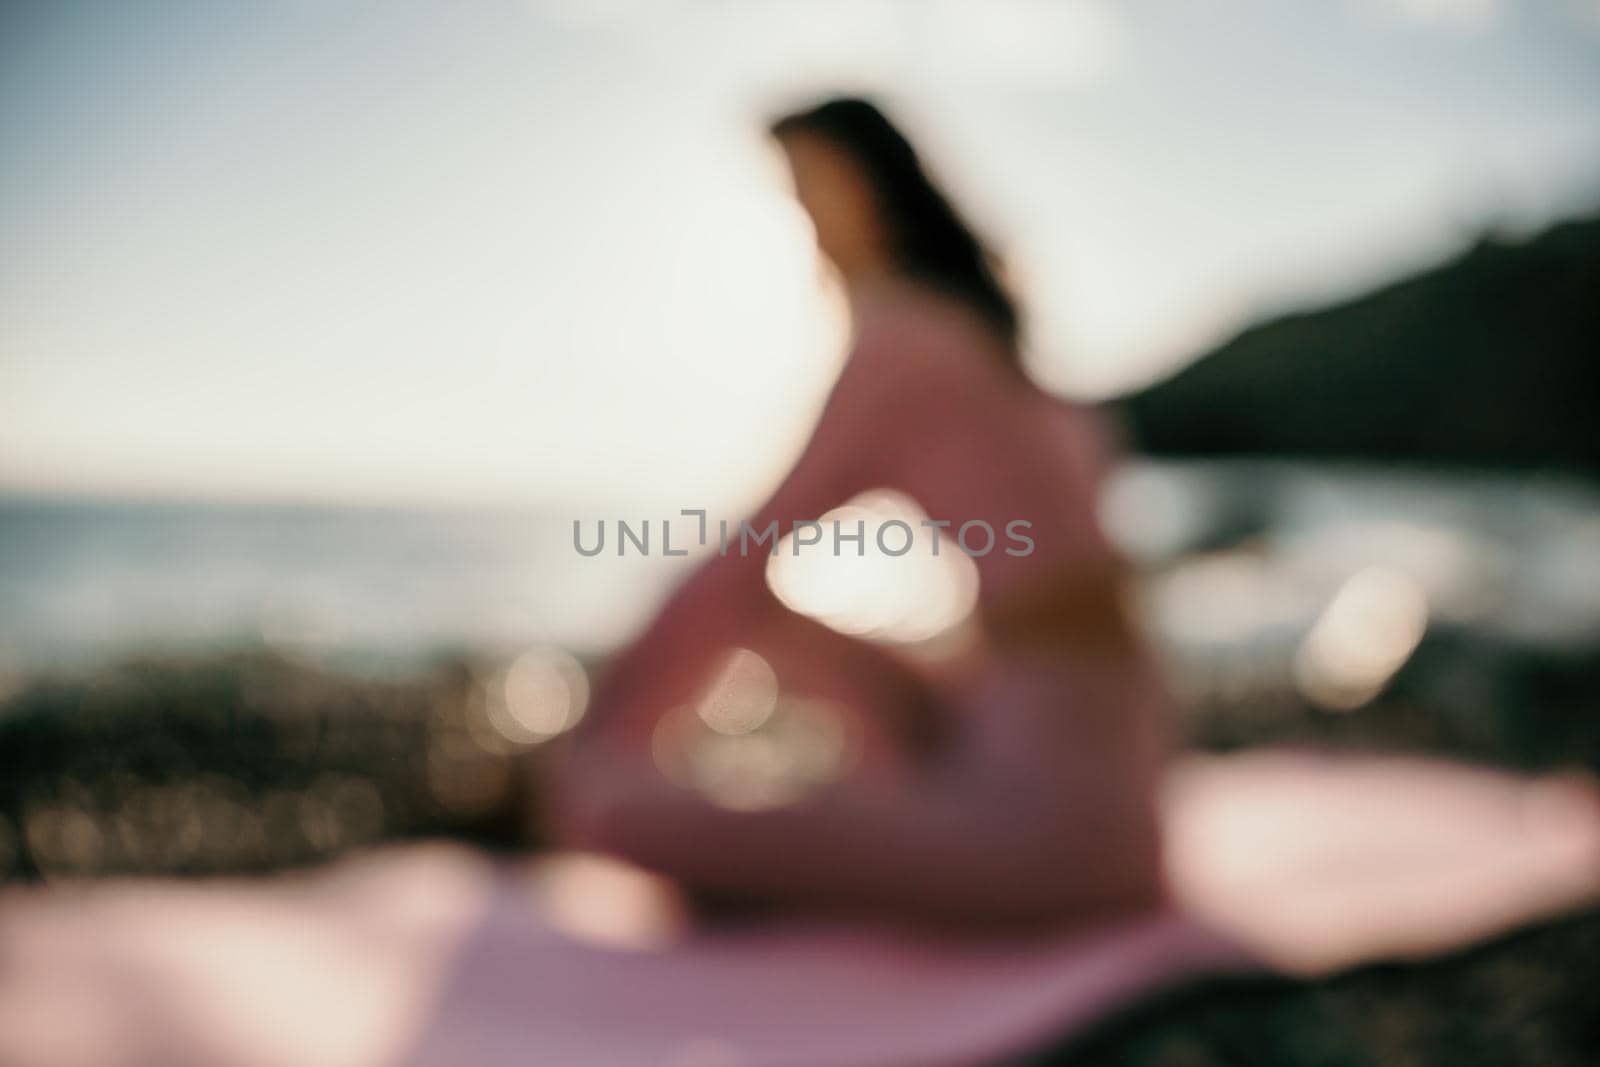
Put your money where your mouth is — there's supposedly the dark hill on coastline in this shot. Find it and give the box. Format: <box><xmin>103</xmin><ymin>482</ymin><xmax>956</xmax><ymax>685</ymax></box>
<box><xmin>1115</xmin><ymin>214</ymin><xmax>1600</xmax><ymax>476</ymax></box>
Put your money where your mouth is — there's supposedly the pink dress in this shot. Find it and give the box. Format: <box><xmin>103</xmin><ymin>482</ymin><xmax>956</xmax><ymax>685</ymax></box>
<box><xmin>554</xmin><ymin>284</ymin><xmax>1168</xmax><ymax>925</ymax></box>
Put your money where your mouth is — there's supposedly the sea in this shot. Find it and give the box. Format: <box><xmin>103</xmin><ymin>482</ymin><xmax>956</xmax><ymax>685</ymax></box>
<box><xmin>3</xmin><ymin>462</ymin><xmax>1598</xmax><ymax>679</ymax></box>
<box><xmin>0</xmin><ymin>494</ymin><xmax>685</xmax><ymax>676</ymax></box>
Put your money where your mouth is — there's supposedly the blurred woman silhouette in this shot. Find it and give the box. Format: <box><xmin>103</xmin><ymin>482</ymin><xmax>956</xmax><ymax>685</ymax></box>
<box><xmin>543</xmin><ymin>97</ymin><xmax>1168</xmax><ymax>927</ymax></box>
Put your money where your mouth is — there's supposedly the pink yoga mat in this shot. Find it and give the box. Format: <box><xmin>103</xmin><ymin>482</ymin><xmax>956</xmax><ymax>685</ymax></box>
<box><xmin>2</xmin><ymin>750</ymin><xmax>1597</xmax><ymax>1067</ymax></box>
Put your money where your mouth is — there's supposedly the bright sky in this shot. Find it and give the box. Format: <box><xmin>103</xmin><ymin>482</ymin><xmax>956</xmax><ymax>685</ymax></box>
<box><xmin>4</xmin><ymin>0</ymin><xmax>1598</xmax><ymax>510</ymax></box>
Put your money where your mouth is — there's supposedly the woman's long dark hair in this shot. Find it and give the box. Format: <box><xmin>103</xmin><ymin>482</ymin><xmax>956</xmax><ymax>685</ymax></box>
<box><xmin>770</xmin><ymin>96</ymin><xmax>1022</xmax><ymax>359</ymax></box>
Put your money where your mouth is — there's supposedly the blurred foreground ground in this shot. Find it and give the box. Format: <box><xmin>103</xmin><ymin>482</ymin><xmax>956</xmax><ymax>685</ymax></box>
<box><xmin>2</xmin><ymin>461</ymin><xmax>1598</xmax><ymax>1064</ymax></box>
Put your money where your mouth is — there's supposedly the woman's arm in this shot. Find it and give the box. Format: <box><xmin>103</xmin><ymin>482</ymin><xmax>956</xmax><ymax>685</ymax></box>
<box><xmin>573</xmin><ymin>336</ymin><xmax>908</xmax><ymax>743</ymax></box>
